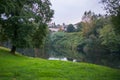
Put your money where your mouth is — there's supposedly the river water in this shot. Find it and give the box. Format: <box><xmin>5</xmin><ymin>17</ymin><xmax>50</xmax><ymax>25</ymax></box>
<box><xmin>17</xmin><ymin>47</ymin><xmax>120</xmax><ymax>69</ymax></box>
<box><xmin>3</xmin><ymin>41</ymin><xmax>120</xmax><ymax>68</ymax></box>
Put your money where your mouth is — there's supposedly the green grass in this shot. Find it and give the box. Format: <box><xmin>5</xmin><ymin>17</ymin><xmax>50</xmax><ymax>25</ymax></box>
<box><xmin>0</xmin><ymin>47</ymin><xmax>120</xmax><ymax>80</ymax></box>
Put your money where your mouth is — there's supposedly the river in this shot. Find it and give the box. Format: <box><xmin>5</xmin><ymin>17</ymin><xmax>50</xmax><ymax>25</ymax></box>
<box><xmin>17</xmin><ymin>47</ymin><xmax>120</xmax><ymax>69</ymax></box>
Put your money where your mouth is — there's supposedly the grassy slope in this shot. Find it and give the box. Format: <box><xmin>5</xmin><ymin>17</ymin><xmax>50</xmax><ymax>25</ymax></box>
<box><xmin>0</xmin><ymin>47</ymin><xmax>120</xmax><ymax>80</ymax></box>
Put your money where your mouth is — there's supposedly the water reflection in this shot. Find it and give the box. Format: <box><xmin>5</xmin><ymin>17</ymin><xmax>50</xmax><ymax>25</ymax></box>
<box><xmin>48</xmin><ymin>57</ymin><xmax>68</xmax><ymax>61</ymax></box>
<box><xmin>18</xmin><ymin>47</ymin><xmax>120</xmax><ymax>68</ymax></box>
<box><xmin>18</xmin><ymin>47</ymin><xmax>85</xmax><ymax>62</ymax></box>
<box><xmin>46</xmin><ymin>47</ymin><xmax>86</xmax><ymax>62</ymax></box>
<box><xmin>3</xmin><ymin>40</ymin><xmax>119</xmax><ymax>68</ymax></box>
<box><xmin>46</xmin><ymin>47</ymin><xmax>120</xmax><ymax>68</ymax></box>
<box><xmin>48</xmin><ymin>57</ymin><xmax>77</xmax><ymax>62</ymax></box>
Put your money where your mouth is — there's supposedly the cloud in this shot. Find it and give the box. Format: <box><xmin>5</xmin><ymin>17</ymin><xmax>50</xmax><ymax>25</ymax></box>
<box><xmin>50</xmin><ymin>0</ymin><xmax>106</xmax><ymax>24</ymax></box>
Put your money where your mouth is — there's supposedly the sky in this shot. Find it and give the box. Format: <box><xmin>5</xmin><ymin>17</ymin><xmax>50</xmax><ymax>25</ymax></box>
<box><xmin>50</xmin><ymin>0</ymin><xmax>106</xmax><ymax>25</ymax></box>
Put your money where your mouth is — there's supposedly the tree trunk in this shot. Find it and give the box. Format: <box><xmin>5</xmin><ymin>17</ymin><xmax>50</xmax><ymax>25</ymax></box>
<box><xmin>0</xmin><ymin>42</ymin><xmax>4</xmax><ymax>46</ymax></box>
<box><xmin>0</xmin><ymin>42</ymin><xmax>2</xmax><ymax>46</ymax></box>
<box><xmin>34</xmin><ymin>48</ymin><xmax>39</xmax><ymax>57</ymax></box>
<box><xmin>10</xmin><ymin>24</ymin><xmax>17</xmax><ymax>55</ymax></box>
<box><xmin>10</xmin><ymin>45</ymin><xmax>16</xmax><ymax>55</ymax></box>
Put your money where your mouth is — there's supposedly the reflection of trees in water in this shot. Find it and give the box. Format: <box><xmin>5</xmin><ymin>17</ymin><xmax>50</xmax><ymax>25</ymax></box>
<box><xmin>34</xmin><ymin>48</ymin><xmax>49</xmax><ymax>59</ymax></box>
<box><xmin>47</xmin><ymin>47</ymin><xmax>64</xmax><ymax>58</ymax></box>
<box><xmin>83</xmin><ymin>46</ymin><xmax>120</xmax><ymax>68</ymax></box>
<box><xmin>47</xmin><ymin>46</ymin><xmax>120</xmax><ymax>68</ymax></box>
<box><xmin>17</xmin><ymin>45</ymin><xmax>120</xmax><ymax>68</ymax></box>
<box><xmin>85</xmin><ymin>53</ymin><xmax>120</xmax><ymax>68</ymax></box>
<box><xmin>47</xmin><ymin>46</ymin><xmax>86</xmax><ymax>62</ymax></box>
<box><xmin>17</xmin><ymin>48</ymin><xmax>35</xmax><ymax>57</ymax></box>
<box><xmin>17</xmin><ymin>48</ymin><xmax>49</xmax><ymax>59</ymax></box>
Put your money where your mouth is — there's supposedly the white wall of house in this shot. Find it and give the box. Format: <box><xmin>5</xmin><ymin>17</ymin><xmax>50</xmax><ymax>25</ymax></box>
<box><xmin>49</xmin><ymin>28</ymin><xmax>59</xmax><ymax>32</ymax></box>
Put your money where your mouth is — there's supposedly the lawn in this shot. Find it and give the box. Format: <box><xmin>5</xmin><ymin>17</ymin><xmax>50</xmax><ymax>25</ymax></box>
<box><xmin>0</xmin><ymin>46</ymin><xmax>120</xmax><ymax>80</ymax></box>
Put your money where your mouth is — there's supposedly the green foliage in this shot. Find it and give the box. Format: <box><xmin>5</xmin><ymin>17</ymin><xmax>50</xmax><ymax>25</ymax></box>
<box><xmin>111</xmin><ymin>14</ymin><xmax>120</xmax><ymax>34</ymax></box>
<box><xmin>45</xmin><ymin>11</ymin><xmax>120</xmax><ymax>68</ymax></box>
<box><xmin>51</xmin><ymin>32</ymin><xmax>65</xmax><ymax>42</ymax></box>
<box><xmin>81</xmin><ymin>11</ymin><xmax>97</xmax><ymax>37</ymax></box>
<box><xmin>66</xmin><ymin>24</ymin><xmax>75</xmax><ymax>32</ymax></box>
<box><xmin>100</xmin><ymin>24</ymin><xmax>120</xmax><ymax>52</ymax></box>
<box><xmin>0</xmin><ymin>25</ymin><xmax>8</xmax><ymax>45</ymax></box>
<box><xmin>101</xmin><ymin>0</ymin><xmax>120</xmax><ymax>15</ymax></box>
<box><xmin>0</xmin><ymin>0</ymin><xmax>54</xmax><ymax>53</ymax></box>
<box><xmin>101</xmin><ymin>0</ymin><xmax>120</xmax><ymax>34</ymax></box>
<box><xmin>79</xmin><ymin>11</ymin><xmax>114</xmax><ymax>54</ymax></box>
<box><xmin>32</xmin><ymin>23</ymin><xmax>48</xmax><ymax>48</ymax></box>
<box><xmin>50</xmin><ymin>32</ymin><xmax>83</xmax><ymax>50</ymax></box>
<box><xmin>0</xmin><ymin>47</ymin><xmax>120</xmax><ymax>80</ymax></box>
<box><xmin>75</xmin><ymin>22</ymin><xmax>83</xmax><ymax>32</ymax></box>
<box><xmin>81</xmin><ymin>11</ymin><xmax>111</xmax><ymax>38</ymax></box>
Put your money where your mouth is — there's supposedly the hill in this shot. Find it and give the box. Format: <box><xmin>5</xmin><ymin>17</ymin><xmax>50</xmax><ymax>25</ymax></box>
<box><xmin>0</xmin><ymin>46</ymin><xmax>120</xmax><ymax>80</ymax></box>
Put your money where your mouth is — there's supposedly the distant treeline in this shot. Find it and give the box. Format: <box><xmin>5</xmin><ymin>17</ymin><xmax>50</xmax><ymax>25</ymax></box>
<box><xmin>48</xmin><ymin>11</ymin><xmax>120</xmax><ymax>68</ymax></box>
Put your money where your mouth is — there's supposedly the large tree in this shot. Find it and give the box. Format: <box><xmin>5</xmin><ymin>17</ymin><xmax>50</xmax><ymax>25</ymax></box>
<box><xmin>101</xmin><ymin>0</ymin><xmax>120</xmax><ymax>34</ymax></box>
<box><xmin>81</xmin><ymin>11</ymin><xmax>97</xmax><ymax>37</ymax></box>
<box><xmin>100</xmin><ymin>24</ymin><xmax>120</xmax><ymax>53</ymax></box>
<box><xmin>0</xmin><ymin>0</ymin><xmax>54</xmax><ymax>54</ymax></box>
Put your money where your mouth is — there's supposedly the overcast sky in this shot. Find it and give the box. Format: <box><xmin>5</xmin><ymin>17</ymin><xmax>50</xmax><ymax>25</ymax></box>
<box><xmin>50</xmin><ymin>0</ymin><xmax>106</xmax><ymax>25</ymax></box>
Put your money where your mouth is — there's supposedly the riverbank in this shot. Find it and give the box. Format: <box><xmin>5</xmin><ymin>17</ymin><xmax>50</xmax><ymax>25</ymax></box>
<box><xmin>0</xmin><ymin>46</ymin><xmax>120</xmax><ymax>80</ymax></box>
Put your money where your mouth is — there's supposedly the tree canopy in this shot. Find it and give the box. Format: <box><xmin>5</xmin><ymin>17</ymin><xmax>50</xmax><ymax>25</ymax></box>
<box><xmin>0</xmin><ymin>0</ymin><xmax>54</xmax><ymax>54</ymax></box>
<box><xmin>66</xmin><ymin>24</ymin><xmax>75</xmax><ymax>32</ymax></box>
<box><xmin>101</xmin><ymin>0</ymin><xmax>120</xmax><ymax>33</ymax></box>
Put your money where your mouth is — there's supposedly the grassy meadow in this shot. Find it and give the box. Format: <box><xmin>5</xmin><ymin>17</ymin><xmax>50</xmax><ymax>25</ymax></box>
<box><xmin>0</xmin><ymin>47</ymin><xmax>120</xmax><ymax>80</ymax></box>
